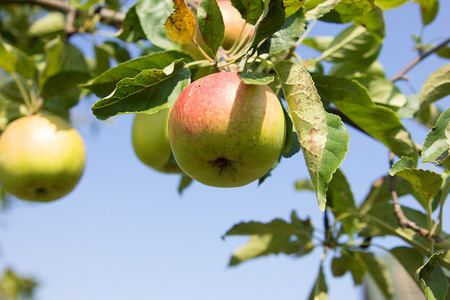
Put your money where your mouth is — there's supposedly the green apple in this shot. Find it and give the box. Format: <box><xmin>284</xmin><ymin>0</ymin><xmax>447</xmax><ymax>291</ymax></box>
<box><xmin>132</xmin><ymin>108</ymin><xmax>182</xmax><ymax>174</ymax></box>
<box><xmin>0</xmin><ymin>114</ymin><xmax>86</xmax><ymax>202</ymax></box>
<box><xmin>168</xmin><ymin>72</ymin><xmax>286</xmax><ymax>187</ymax></box>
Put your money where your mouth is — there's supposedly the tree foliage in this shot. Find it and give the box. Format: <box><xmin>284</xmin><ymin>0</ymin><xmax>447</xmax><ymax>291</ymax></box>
<box><xmin>0</xmin><ymin>0</ymin><xmax>449</xmax><ymax>298</ymax></box>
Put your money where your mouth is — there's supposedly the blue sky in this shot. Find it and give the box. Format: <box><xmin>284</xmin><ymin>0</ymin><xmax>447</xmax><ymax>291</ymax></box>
<box><xmin>1</xmin><ymin>1</ymin><xmax>449</xmax><ymax>299</ymax></box>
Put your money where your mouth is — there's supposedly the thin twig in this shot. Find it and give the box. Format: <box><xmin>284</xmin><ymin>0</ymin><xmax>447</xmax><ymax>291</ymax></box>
<box><xmin>0</xmin><ymin>0</ymin><xmax>124</xmax><ymax>29</ymax></box>
<box><xmin>388</xmin><ymin>151</ymin><xmax>444</xmax><ymax>243</ymax></box>
<box><xmin>389</xmin><ymin>37</ymin><xmax>450</xmax><ymax>82</ymax></box>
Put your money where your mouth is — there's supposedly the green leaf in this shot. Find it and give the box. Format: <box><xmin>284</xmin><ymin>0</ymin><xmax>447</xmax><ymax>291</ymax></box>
<box><xmin>92</xmin><ymin>61</ymin><xmax>190</xmax><ymax>120</ymax></box>
<box><xmin>295</xmin><ymin>178</ymin><xmax>315</xmax><ymax>191</ymax></box>
<box><xmin>238</xmin><ymin>72</ymin><xmax>274</xmax><ymax>85</ymax></box>
<box><xmin>93</xmin><ymin>45</ymin><xmax>111</xmax><ymax>75</ymax></box>
<box><xmin>136</xmin><ymin>0</ymin><xmax>181</xmax><ymax>50</ymax></box>
<box><xmin>0</xmin><ymin>40</ymin><xmax>17</xmax><ymax>73</ymax></box>
<box><xmin>320</xmin><ymin>25</ymin><xmax>381</xmax><ymax>66</ymax></box>
<box><xmin>275</xmin><ymin>61</ymin><xmax>349</xmax><ymax>211</ymax></box>
<box><xmin>230</xmin><ymin>0</ymin><xmax>264</xmax><ymax>25</ymax></box>
<box><xmin>308</xmin><ymin>264</ymin><xmax>329</xmax><ymax>300</ymax></box>
<box><xmin>303</xmin><ymin>36</ymin><xmax>334</xmax><ymax>52</ymax></box>
<box><xmin>390</xmin><ymin>246</ymin><xmax>425</xmax><ymax>284</ymax></box>
<box><xmin>432</xmin><ymin>171</ymin><xmax>450</xmax><ymax>211</ymax></box>
<box><xmin>331</xmin><ymin>250</ymin><xmax>366</xmax><ymax>285</ymax></box>
<box><xmin>116</xmin><ymin>4</ymin><xmax>147</xmax><ymax>42</ymax></box>
<box><xmin>81</xmin><ymin>51</ymin><xmax>192</xmax><ymax>98</ymax></box>
<box><xmin>414</xmin><ymin>0</ymin><xmax>439</xmax><ymax>25</ymax></box>
<box><xmin>437</xmin><ymin>46</ymin><xmax>450</xmax><ymax>59</ymax></box>
<box><xmin>246</xmin><ymin>0</ymin><xmax>286</xmax><ymax>52</ymax></box>
<box><xmin>305</xmin><ymin>0</ymin><xmax>340</xmax><ymax>20</ymax></box>
<box><xmin>422</xmin><ymin>108</ymin><xmax>450</xmax><ymax>168</ymax></box>
<box><xmin>320</xmin><ymin>0</ymin><xmax>376</xmax><ymax>23</ymax></box>
<box><xmin>198</xmin><ymin>0</ymin><xmax>225</xmax><ymax>56</ymax></box>
<box><xmin>329</xmin><ymin>60</ymin><xmax>385</xmax><ymax>78</ymax></box>
<box><xmin>416</xmin><ymin>252</ymin><xmax>449</xmax><ymax>300</ymax></box>
<box><xmin>228</xmin><ymin>233</ymin><xmax>297</xmax><ymax>266</ymax></box>
<box><xmin>225</xmin><ymin>218</ymin><xmax>300</xmax><ymax>236</ymax></box>
<box><xmin>313</xmin><ymin>75</ymin><xmax>418</xmax><ymax>159</ymax></box>
<box><xmin>359</xmin><ymin>252</ymin><xmax>394</xmax><ymax>300</ymax></box>
<box><xmin>326</xmin><ymin>169</ymin><xmax>358</xmax><ymax>236</ymax></box>
<box><xmin>390</xmin><ymin>156</ymin><xmax>443</xmax><ymax>202</ymax></box>
<box><xmin>360</xmin><ymin>175</ymin><xmax>423</xmax><ymax>214</ymax></box>
<box><xmin>41</xmin><ymin>71</ymin><xmax>91</xmax><ymax>111</ymax></box>
<box><xmin>420</xmin><ymin>64</ymin><xmax>450</xmax><ymax>110</ymax></box>
<box><xmin>99</xmin><ymin>41</ymin><xmax>131</xmax><ymax>63</ymax></box>
<box><xmin>28</xmin><ymin>12</ymin><xmax>65</xmax><ymax>37</ymax></box>
<box><xmin>259</xmin><ymin>8</ymin><xmax>307</xmax><ymax>55</ymax></box>
<box><xmin>354</xmin><ymin>6</ymin><xmax>385</xmax><ymax>41</ymax></box>
<box><xmin>376</xmin><ymin>0</ymin><xmax>408</xmax><ymax>9</ymax></box>
<box><xmin>178</xmin><ymin>175</ymin><xmax>193</xmax><ymax>194</ymax></box>
<box><xmin>284</xmin><ymin>0</ymin><xmax>305</xmax><ymax>17</ymax></box>
<box><xmin>352</xmin><ymin>75</ymin><xmax>407</xmax><ymax>112</ymax></box>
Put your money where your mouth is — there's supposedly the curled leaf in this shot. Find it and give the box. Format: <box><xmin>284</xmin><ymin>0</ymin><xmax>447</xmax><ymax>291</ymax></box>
<box><xmin>164</xmin><ymin>0</ymin><xmax>196</xmax><ymax>45</ymax></box>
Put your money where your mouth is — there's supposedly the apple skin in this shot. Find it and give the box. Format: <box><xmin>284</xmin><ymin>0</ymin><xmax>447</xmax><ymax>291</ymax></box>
<box><xmin>182</xmin><ymin>0</ymin><xmax>254</xmax><ymax>59</ymax></box>
<box><xmin>132</xmin><ymin>108</ymin><xmax>183</xmax><ymax>174</ymax></box>
<box><xmin>168</xmin><ymin>72</ymin><xmax>286</xmax><ymax>188</ymax></box>
<box><xmin>0</xmin><ymin>114</ymin><xmax>86</xmax><ymax>202</ymax></box>
<box><xmin>218</xmin><ymin>0</ymin><xmax>254</xmax><ymax>49</ymax></box>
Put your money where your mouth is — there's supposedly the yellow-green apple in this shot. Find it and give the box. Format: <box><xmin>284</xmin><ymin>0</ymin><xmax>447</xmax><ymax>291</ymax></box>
<box><xmin>168</xmin><ymin>72</ymin><xmax>285</xmax><ymax>187</ymax></box>
<box><xmin>0</xmin><ymin>114</ymin><xmax>86</xmax><ymax>202</ymax></box>
<box><xmin>132</xmin><ymin>108</ymin><xmax>182</xmax><ymax>174</ymax></box>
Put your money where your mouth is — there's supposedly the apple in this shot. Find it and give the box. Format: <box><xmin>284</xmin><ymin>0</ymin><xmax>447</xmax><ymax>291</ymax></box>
<box><xmin>132</xmin><ymin>108</ymin><xmax>182</xmax><ymax>174</ymax></box>
<box><xmin>182</xmin><ymin>0</ymin><xmax>254</xmax><ymax>59</ymax></box>
<box><xmin>218</xmin><ymin>0</ymin><xmax>254</xmax><ymax>49</ymax></box>
<box><xmin>168</xmin><ymin>72</ymin><xmax>286</xmax><ymax>188</ymax></box>
<box><xmin>0</xmin><ymin>114</ymin><xmax>86</xmax><ymax>202</ymax></box>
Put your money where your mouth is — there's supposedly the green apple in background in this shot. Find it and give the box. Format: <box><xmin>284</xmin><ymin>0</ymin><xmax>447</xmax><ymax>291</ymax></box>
<box><xmin>0</xmin><ymin>114</ymin><xmax>86</xmax><ymax>202</ymax></box>
<box><xmin>168</xmin><ymin>72</ymin><xmax>286</xmax><ymax>188</ymax></box>
<box><xmin>132</xmin><ymin>108</ymin><xmax>182</xmax><ymax>174</ymax></box>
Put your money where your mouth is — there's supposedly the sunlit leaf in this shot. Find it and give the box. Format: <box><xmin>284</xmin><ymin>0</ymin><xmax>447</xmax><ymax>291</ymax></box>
<box><xmin>390</xmin><ymin>156</ymin><xmax>443</xmax><ymax>202</ymax></box>
<box><xmin>354</xmin><ymin>6</ymin><xmax>385</xmax><ymax>41</ymax></box>
<box><xmin>275</xmin><ymin>61</ymin><xmax>349</xmax><ymax>211</ymax></box>
<box><xmin>422</xmin><ymin>108</ymin><xmax>450</xmax><ymax>169</ymax></box>
<box><xmin>305</xmin><ymin>0</ymin><xmax>340</xmax><ymax>20</ymax></box>
<box><xmin>0</xmin><ymin>40</ymin><xmax>17</xmax><ymax>73</ymax></box>
<box><xmin>320</xmin><ymin>25</ymin><xmax>381</xmax><ymax>67</ymax></box>
<box><xmin>313</xmin><ymin>75</ymin><xmax>418</xmax><ymax>159</ymax></box>
<box><xmin>329</xmin><ymin>60</ymin><xmax>385</xmax><ymax>78</ymax></box>
<box><xmin>303</xmin><ymin>36</ymin><xmax>334</xmax><ymax>52</ymax></box>
<box><xmin>284</xmin><ymin>0</ymin><xmax>306</xmax><ymax>17</ymax></box>
<box><xmin>320</xmin><ymin>0</ymin><xmax>376</xmax><ymax>23</ymax></box>
<box><xmin>28</xmin><ymin>12</ymin><xmax>65</xmax><ymax>37</ymax></box>
<box><xmin>420</xmin><ymin>64</ymin><xmax>450</xmax><ymax>110</ymax></box>
<box><xmin>376</xmin><ymin>0</ymin><xmax>408</xmax><ymax>9</ymax></box>
<box><xmin>238</xmin><ymin>72</ymin><xmax>274</xmax><ymax>85</ymax></box>
<box><xmin>414</xmin><ymin>0</ymin><xmax>439</xmax><ymax>25</ymax></box>
<box><xmin>164</xmin><ymin>0</ymin><xmax>196</xmax><ymax>45</ymax></box>
<box><xmin>353</xmin><ymin>75</ymin><xmax>407</xmax><ymax>111</ymax></box>
<box><xmin>308</xmin><ymin>264</ymin><xmax>329</xmax><ymax>300</ymax></box>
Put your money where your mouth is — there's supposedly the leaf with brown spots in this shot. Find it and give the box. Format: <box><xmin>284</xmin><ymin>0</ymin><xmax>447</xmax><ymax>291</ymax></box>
<box><xmin>275</xmin><ymin>61</ymin><xmax>349</xmax><ymax>211</ymax></box>
<box><xmin>164</xmin><ymin>0</ymin><xmax>196</xmax><ymax>45</ymax></box>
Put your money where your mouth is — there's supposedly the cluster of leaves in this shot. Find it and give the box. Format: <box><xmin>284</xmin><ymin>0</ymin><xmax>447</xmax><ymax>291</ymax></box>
<box><xmin>0</xmin><ymin>269</ymin><xmax>37</xmax><ymax>300</ymax></box>
<box><xmin>0</xmin><ymin>0</ymin><xmax>449</xmax><ymax>299</ymax></box>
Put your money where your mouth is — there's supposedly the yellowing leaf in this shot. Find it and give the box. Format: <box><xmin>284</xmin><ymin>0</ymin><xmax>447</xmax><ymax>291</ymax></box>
<box><xmin>164</xmin><ymin>0</ymin><xmax>196</xmax><ymax>45</ymax></box>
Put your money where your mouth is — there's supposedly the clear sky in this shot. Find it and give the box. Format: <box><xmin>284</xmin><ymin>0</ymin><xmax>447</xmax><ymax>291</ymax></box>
<box><xmin>1</xmin><ymin>1</ymin><xmax>449</xmax><ymax>299</ymax></box>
